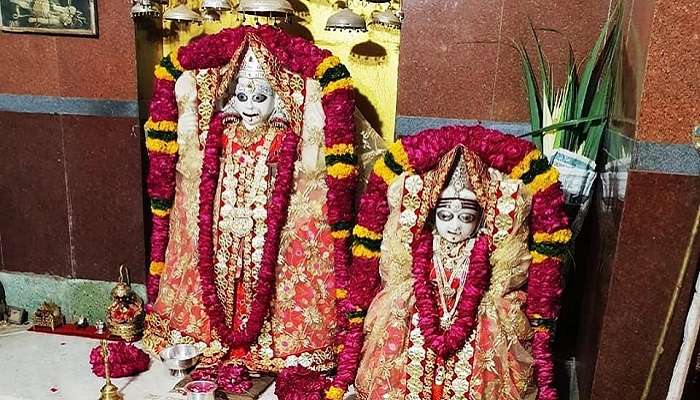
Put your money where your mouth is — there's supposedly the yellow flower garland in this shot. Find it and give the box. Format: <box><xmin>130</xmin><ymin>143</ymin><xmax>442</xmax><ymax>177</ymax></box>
<box><xmin>534</xmin><ymin>228</ymin><xmax>573</xmax><ymax>244</ymax></box>
<box><xmin>330</xmin><ymin>230</ymin><xmax>351</xmax><ymax>240</ymax></box>
<box><xmin>353</xmin><ymin>225</ymin><xmax>382</xmax><ymax>241</ymax></box>
<box><xmin>149</xmin><ymin>261</ymin><xmax>166</xmax><ymax>276</ymax></box>
<box><xmin>324</xmin><ymin>143</ymin><xmax>355</xmax><ymax>156</ymax></box>
<box><xmin>151</xmin><ymin>207</ymin><xmax>170</xmax><ymax>218</ymax></box>
<box><xmin>146</xmin><ymin>137</ymin><xmax>179</xmax><ymax>155</ymax></box>
<box><xmin>322</xmin><ymin>77</ymin><xmax>353</xmax><ymax>95</ymax></box>
<box><xmin>325</xmin><ymin>386</ymin><xmax>345</xmax><ymax>400</ymax></box>
<box><xmin>525</xmin><ymin>167</ymin><xmax>560</xmax><ymax>194</ymax></box>
<box><xmin>327</xmin><ymin>163</ymin><xmax>358</xmax><ymax>179</ymax></box>
<box><xmin>373</xmin><ymin>158</ymin><xmax>398</xmax><ymax>185</ymax></box>
<box><xmin>509</xmin><ymin>149</ymin><xmax>542</xmax><ymax>179</ymax></box>
<box><xmin>145</xmin><ymin>119</ymin><xmax>177</xmax><ymax>133</ymax></box>
<box><xmin>352</xmin><ymin>244</ymin><xmax>380</xmax><ymax>259</ymax></box>
<box><xmin>315</xmin><ymin>56</ymin><xmax>341</xmax><ymax>79</ymax></box>
<box><xmin>154</xmin><ymin>65</ymin><xmax>174</xmax><ymax>81</ymax></box>
<box><xmin>388</xmin><ymin>141</ymin><xmax>412</xmax><ymax>172</ymax></box>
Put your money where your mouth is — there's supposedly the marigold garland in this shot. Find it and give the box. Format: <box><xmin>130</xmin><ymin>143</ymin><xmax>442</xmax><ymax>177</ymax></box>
<box><xmin>144</xmin><ymin>26</ymin><xmax>358</xmax><ymax>400</ymax></box>
<box><xmin>329</xmin><ymin>125</ymin><xmax>571</xmax><ymax>400</ymax></box>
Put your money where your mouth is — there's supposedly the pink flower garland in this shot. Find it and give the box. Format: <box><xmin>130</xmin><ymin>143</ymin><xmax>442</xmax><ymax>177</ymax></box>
<box><xmin>412</xmin><ymin>231</ymin><xmax>492</xmax><ymax>359</ymax></box>
<box><xmin>196</xmin><ymin>115</ymin><xmax>301</xmax><ymax>348</ymax></box>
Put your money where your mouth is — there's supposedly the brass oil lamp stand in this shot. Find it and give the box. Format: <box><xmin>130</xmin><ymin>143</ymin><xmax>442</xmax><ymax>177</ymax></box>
<box><xmin>98</xmin><ymin>340</ymin><xmax>124</xmax><ymax>400</ymax></box>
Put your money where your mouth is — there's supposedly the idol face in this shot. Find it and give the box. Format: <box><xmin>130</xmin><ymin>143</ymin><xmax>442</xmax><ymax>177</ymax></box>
<box><xmin>434</xmin><ymin>187</ymin><xmax>482</xmax><ymax>243</ymax></box>
<box><xmin>229</xmin><ymin>77</ymin><xmax>275</xmax><ymax>130</ymax></box>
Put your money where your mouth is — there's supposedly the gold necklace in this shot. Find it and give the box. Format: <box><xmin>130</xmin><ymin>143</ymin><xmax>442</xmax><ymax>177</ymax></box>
<box><xmin>233</xmin><ymin>123</ymin><xmax>269</xmax><ymax>148</ymax></box>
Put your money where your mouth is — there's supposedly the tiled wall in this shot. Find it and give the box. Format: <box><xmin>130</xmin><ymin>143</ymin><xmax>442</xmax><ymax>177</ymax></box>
<box><xmin>0</xmin><ymin>2</ymin><xmax>137</xmax><ymax>100</ymax></box>
<box><xmin>575</xmin><ymin>0</ymin><xmax>700</xmax><ymax>398</ymax></box>
<box><xmin>0</xmin><ymin>2</ymin><xmax>146</xmax><ymax>283</ymax></box>
<box><xmin>396</xmin><ymin>0</ymin><xmax>614</xmax><ymax>122</ymax></box>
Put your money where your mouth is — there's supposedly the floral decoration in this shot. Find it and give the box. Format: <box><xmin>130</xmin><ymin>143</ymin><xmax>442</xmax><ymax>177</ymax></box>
<box><xmin>89</xmin><ymin>342</ymin><xmax>150</xmax><ymax>378</ymax></box>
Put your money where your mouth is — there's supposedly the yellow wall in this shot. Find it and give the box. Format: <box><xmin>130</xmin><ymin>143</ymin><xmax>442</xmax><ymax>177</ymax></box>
<box><xmin>162</xmin><ymin>1</ymin><xmax>400</xmax><ymax>140</ymax></box>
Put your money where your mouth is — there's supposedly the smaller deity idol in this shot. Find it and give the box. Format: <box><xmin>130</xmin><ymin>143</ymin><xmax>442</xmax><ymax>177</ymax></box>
<box><xmin>356</xmin><ymin>147</ymin><xmax>537</xmax><ymax>400</ymax></box>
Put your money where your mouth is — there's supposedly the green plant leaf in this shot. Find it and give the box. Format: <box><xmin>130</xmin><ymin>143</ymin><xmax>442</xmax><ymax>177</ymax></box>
<box><xmin>575</xmin><ymin>17</ymin><xmax>609</xmax><ymax>120</ymax></box>
<box><xmin>529</xmin><ymin>21</ymin><xmax>552</xmax><ymax>105</ymax></box>
<box><xmin>517</xmin><ymin>115</ymin><xmax>606</xmax><ymax>138</ymax></box>
<box><xmin>515</xmin><ymin>40</ymin><xmax>544</xmax><ymax>149</ymax></box>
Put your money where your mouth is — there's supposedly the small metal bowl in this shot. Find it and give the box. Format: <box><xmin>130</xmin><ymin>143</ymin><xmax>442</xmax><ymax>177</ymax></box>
<box><xmin>185</xmin><ymin>380</ymin><xmax>217</xmax><ymax>400</ymax></box>
<box><xmin>159</xmin><ymin>344</ymin><xmax>201</xmax><ymax>376</ymax></box>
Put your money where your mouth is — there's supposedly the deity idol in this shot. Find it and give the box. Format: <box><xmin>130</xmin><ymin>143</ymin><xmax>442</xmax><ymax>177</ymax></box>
<box><xmin>142</xmin><ymin>26</ymin><xmax>383</xmax><ymax>394</ymax></box>
<box><xmin>354</xmin><ymin>147</ymin><xmax>537</xmax><ymax>399</ymax></box>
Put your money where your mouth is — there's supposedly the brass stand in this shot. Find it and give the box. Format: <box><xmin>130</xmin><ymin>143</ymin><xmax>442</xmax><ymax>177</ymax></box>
<box><xmin>98</xmin><ymin>340</ymin><xmax>124</xmax><ymax>400</ymax></box>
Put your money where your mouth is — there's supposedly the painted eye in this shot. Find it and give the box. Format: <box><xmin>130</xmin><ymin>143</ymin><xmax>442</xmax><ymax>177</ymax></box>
<box><xmin>436</xmin><ymin>210</ymin><xmax>454</xmax><ymax>221</ymax></box>
<box><xmin>458</xmin><ymin>213</ymin><xmax>477</xmax><ymax>224</ymax></box>
<box><xmin>252</xmin><ymin>93</ymin><xmax>268</xmax><ymax>103</ymax></box>
<box><xmin>236</xmin><ymin>93</ymin><xmax>248</xmax><ymax>102</ymax></box>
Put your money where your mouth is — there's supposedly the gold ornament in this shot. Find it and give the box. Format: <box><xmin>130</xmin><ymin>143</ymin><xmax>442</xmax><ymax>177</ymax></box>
<box><xmin>106</xmin><ymin>265</ymin><xmax>145</xmax><ymax>342</ymax></box>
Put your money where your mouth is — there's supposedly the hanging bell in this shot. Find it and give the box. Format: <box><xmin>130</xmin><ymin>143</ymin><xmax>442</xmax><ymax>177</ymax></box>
<box><xmin>350</xmin><ymin>40</ymin><xmax>387</xmax><ymax>66</ymax></box>
<box><xmin>238</xmin><ymin>0</ymin><xmax>294</xmax><ymax>17</ymax></box>
<box><xmin>325</xmin><ymin>8</ymin><xmax>367</xmax><ymax>32</ymax></box>
<box><xmin>202</xmin><ymin>9</ymin><xmax>222</xmax><ymax>21</ymax></box>
<box><xmin>163</xmin><ymin>3</ymin><xmax>202</xmax><ymax>23</ymax></box>
<box><xmin>201</xmin><ymin>0</ymin><xmax>233</xmax><ymax>12</ymax></box>
<box><xmin>371</xmin><ymin>9</ymin><xmax>401</xmax><ymax>30</ymax></box>
<box><xmin>130</xmin><ymin>0</ymin><xmax>160</xmax><ymax>19</ymax></box>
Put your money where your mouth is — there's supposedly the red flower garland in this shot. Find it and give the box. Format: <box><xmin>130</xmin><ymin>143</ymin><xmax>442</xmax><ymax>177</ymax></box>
<box><xmin>329</xmin><ymin>125</ymin><xmax>570</xmax><ymax>400</ymax></box>
<box><xmin>196</xmin><ymin>116</ymin><xmax>300</xmax><ymax>348</ymax></box>
<box><xmin>412</xmin><ymin>231</ymin><xmax>492</xmax><ymax>359</ymax></box>
<box><xmin>89</xmin><ymin>342</ymin><xmax>150</xmax><ymax>378</ymax></box>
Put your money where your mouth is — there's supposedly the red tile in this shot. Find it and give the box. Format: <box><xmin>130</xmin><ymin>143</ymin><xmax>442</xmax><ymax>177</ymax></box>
<box><xmin>61</xmin><ymin>116</ymin><xmax>146</xmax><ymax>282</ymax></box>
<box><xmin>0</xmin><ymin>112</ymin><xmax>71</xmax><ymax>276</ymax></box>
<box><xmin>492</xmin><ymin>0</ymin><xmax>611</xmax><ymax>121</ymax></box>
<box><xmin>589</xmin><ymin>170</ymin><xmax>700</xmax><ymax>399</ymax></box>
<box><xmin>55</xmin><ymin>0</ymin><xmax>137</xmax><ymax>100</ymax></box>
<box><xmin>397</xmin><ymin>0</ymin><xmax>503</xmax><ymax>119</ymax></box>
<box><xmin>636</xmin><ymin>0</ymin><xmax>700</xmax><ymax>143</ymax></box>
<box><xmin>0</xmin><ymin>34</ymin><xmax>60</xmax><ymax>96</ymax></box>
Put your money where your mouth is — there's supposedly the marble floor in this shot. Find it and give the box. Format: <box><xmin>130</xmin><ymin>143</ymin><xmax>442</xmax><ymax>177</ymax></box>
<box><xmin>0</xmin><ymin>330</ymin><xmax>282</xmax><ymax>400</ymax></box>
